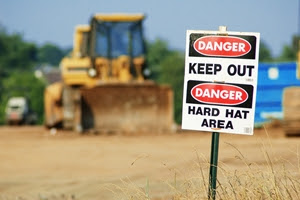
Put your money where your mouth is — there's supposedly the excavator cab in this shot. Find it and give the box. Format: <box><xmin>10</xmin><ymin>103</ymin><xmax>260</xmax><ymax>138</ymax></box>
<box><xmin>61</xmin><ymin>14</ymin><xmax>147</xmax><ymax>86</ymax></box>
<box><xmin>89</xmin><ymin>14</ymin><xmax>146</xmax><ymax>82</ymax></box>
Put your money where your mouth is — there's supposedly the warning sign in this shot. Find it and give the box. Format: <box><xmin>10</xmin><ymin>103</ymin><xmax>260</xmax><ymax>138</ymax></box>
<box><xmin>182</xmin><ymin>29</ymin><xmax>260</xmax><ymax>135</ymax></box>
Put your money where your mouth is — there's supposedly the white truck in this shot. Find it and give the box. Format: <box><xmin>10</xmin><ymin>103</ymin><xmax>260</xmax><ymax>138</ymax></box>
<box><xmin>5</xmin><ymin>97</ymin><xmax>37</xmax><ymax>125</ymax></box>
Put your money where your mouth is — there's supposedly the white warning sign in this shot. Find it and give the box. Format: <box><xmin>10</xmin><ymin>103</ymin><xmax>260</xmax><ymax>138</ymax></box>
<box><xmin>181</xmin><ymin>29</ymin><xmax>260</xmax><ymax>135</ymax></box>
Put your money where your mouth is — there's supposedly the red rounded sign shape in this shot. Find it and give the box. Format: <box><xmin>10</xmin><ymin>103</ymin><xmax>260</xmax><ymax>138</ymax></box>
<box><xmin>193</xmin><ymin>36</ymin><xmax>251</xmax><ymax>57</ymax></box>
<box><xmin>191</xmin><ymin>83</ymin><xmax>248</xmax><ymax>105</ymax></box>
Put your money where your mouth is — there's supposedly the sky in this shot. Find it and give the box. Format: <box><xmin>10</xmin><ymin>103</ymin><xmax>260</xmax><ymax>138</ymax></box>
<box><xmin>0</xmin><ymin>0</ymin><xmax>299</xmax><ymax>57</ymax></box>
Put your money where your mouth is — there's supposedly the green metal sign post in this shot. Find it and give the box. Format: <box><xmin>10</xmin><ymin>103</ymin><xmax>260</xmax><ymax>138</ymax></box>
<box><xmin>208</xmin><ymin>132</ymin><xmax>220</xmax><ymax>200</ymax></box>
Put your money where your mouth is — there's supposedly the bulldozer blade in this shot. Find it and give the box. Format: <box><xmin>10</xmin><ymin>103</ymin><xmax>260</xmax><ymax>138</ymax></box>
<box><xmin>79</xmin><ymin>82</ymin><xmax>174</xmax><ymax>133</ymax></box>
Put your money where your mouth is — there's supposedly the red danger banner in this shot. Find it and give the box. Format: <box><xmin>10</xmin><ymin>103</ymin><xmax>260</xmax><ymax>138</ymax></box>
<box><xmin>186</xmin><ymin>81</ymin><xmax>253</xmax><ymax>108</ymax></box>
<box><xmin>189</xmin><ymin>34</ymin><xmax>257</xmax><ymax>59</ymax></box>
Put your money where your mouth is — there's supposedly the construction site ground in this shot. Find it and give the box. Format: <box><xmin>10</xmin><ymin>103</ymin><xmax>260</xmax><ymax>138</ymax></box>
<box><xmin>0</xmin><ymin>124</ymin><xmax>299</xmax><ymax>199</ymax></box>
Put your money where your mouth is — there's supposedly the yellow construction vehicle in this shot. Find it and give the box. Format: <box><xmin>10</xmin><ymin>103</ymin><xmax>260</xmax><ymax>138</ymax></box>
<box><xmin>44</xmin><ymin>13</ymin><xmax>174</xmax><ymax>133</ymax></box>
<box><xmin>282</xmin><ymin>41</ymin><xmax>300</xmax><ymax>136</ymax></box>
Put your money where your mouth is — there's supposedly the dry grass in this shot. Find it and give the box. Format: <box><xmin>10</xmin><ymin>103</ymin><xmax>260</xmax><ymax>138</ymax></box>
<box><xmin>113</xmin><ymin>133</ymin><xmax>300</xmax><ymax>200</ymax></box>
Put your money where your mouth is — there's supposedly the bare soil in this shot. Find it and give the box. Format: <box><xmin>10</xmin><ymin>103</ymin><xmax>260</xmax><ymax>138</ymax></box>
<box><xmin>0</xmin><ymin>125</ymin><xmax>299</xmax><ymax>199</ymax></box>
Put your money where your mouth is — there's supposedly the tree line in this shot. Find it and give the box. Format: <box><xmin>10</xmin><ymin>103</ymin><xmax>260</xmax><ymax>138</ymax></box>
<box><xmin>0</xmin><ymin>26</ymin><xmax>68</xmax><ymax>124</ymax></box>
<box><xmin>0</xmin><ymin>25</ymin><xmax>299</xmax><ymax>125</ymax></box>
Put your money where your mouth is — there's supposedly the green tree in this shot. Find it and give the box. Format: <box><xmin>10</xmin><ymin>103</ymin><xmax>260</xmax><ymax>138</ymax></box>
<box><xmin>0</xmin><ymin>30</ymin><xmax>37</xmax><ymax>75</ymax></box>
<box><xmin>158</xmin><ymin>51</ymin><xmax>185</xmax><ymax>124</ymax></box>
<box><xmin>0</xmin><ymin>27</ymin><xmax>46</xmax><ymax>124</ymax></box>
<box><xmin>37</xmin><ymin>43</ymin><xmax>65</xmax><ymax>66</ymax></box>
<box><xmin>146</xmin><ymin>38</ymin><xmax>171</xmax><ymax>80</ymax></box>
<box><xmin>0</xmin><ymin>72</ymin><xmax>46</xmax><ymax>124</ymax></box>
<box><xmin>147</xmin><ymin>38</ymin><xmax>185</xmax><ymax>124</ymax></box>
<box><xmin>259</xmin><ymin>40</ymin><xmax>273</xmax><ymax>62</ymax></box>
<box><xmin>278</xmin><ymin>45</ymin><xmax>296</xmax><ymax>61</ymax></box>
<box><xmin>277</xmin><ymin>34</ymin><xmax>300</xmax><ymax>62</ymax></box>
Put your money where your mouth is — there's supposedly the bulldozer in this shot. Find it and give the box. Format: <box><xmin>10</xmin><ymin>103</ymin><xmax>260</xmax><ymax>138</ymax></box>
<box><xmin>282</xmin><ymin>40</ymin><xmax>300</xmax><ymax>136</ymax></box>
<box><xmin>44</xmin><ymin>13</ymin><xmax>174</xmax><ymax>133</ymax></box>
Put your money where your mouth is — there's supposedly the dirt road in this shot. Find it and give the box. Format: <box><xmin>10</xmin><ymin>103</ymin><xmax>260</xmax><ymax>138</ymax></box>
<box><xmin>0</xmin><ymin>125</ymin><xmax>299</xmax><ymax>199</ymax></box>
